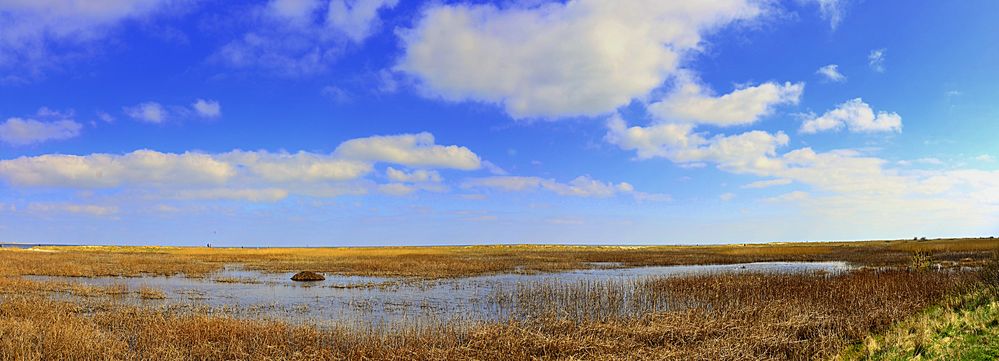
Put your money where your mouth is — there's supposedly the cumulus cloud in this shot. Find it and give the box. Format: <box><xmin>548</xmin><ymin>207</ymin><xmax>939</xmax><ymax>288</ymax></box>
<box><xmin>606</xmin><ymin>114</ymin><xmax>910</xmax><ymax>196</ymax></box>
<box><xmin>649</xmin><ymin>76</ymin><xmax>803</xmax><ymax>126</ymax></box>
<box><xmin>192</xmin><ymin>99</ymin><xmax>222</xmax><ymax>118</ymax></box>
<box><xmin>0</xmin><ymin>116</ymin><xmax>82</xmax><ymax>146</ymax></box>
<box><xmin>462</xmin><ymin>175</ymin><xmax>667</xmax><ymax>201</ymax></box>
<box><xmin>333</xmin><ymin>132</ymin><xmax>481</xmax><ymax>170</ymax></box>
<box><xmin>816</xmin><ymin>64</ymin><xmax>845</xmax><ymax>82</ymax></box>
<box><xmin>800</xmin><ymin>98</ymin><xmax>901</xmax><ymax>134</ymax></box>
<box><xmin>606</xmin><ymin>111</ymin><xmax>999</xmax><ymax>228</ymax></box>
<box><xmin>123</xmin><ymin>102</ymin><xmax>167</xmax><ymax>123</ymax></box>
<box><xmin>215</xmin><ymin>0</ymin><xmax>398</xmax><ymax>76</ymax></box>
<box><xmin>605</xmin><ymin>115</ymin><xmax>788</xmax><ymax>173</ymax></box>
<box><xmin>0</xmin><ymin>0</ymin><xmax>173</xmax><ymax>78</ymax></box>
<box><xmin>0</xmin><ymin>132</ymin><xmax>483</xmax><ymax>201</ymax></box>
<box><xmin>397</xmin><ymin>0</ymin><xmax>762</xmax><ymax>118</ymax></box>
<box><xmin>868</xmin><ymin>48</ymin><xmax>886</xmax><ymax>72</ymax></box>
<box><xmin>0</xmin><ymin>150</ymin><xmax>236</xmax><ymax>188</ymax></box>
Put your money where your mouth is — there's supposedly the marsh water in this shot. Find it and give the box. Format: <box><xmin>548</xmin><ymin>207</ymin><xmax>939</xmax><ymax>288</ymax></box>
<box><xmin>27</xmin><ymin>261</ymin><xmax>851</xmax><ymax>327</ymax></box>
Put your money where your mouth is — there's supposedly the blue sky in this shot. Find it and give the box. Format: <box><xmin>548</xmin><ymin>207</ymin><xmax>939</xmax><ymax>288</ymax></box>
<box><xmin>1</xmin><ymin>0</ymin><xmax>997</xmax><ymax>246</ymax></box>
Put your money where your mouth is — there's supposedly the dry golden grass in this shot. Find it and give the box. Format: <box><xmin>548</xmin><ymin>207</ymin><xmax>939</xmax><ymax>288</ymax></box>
<box><xmin>1</xmin><ymin>237</ymin><xmax>996</xmax><ymax>278</ymax></box>
<box><xmin>137</xmin><ymin>287</ymin><xmax>166</xmax><ymax>300</ymax></box>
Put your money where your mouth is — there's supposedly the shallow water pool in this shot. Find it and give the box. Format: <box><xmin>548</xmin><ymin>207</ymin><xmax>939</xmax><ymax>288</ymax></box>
<box><xmin>26</xmin><ymin>261</ymin><xmax>852</xmax><ymax>326</ymax></box>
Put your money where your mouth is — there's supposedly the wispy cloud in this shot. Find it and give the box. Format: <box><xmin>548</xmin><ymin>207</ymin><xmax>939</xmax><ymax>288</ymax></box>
<box><xmin>123</xmin><ymin>102</ymin><xmax>167</xmax><ymax>123</ymax></box>
<box><xmin>816</xmin><ymin>64</ymin><xmax>846</xmax><ymax>82</ymax></box>
<box><xmin>868</xmin><ymin>48</ymin><xmax>886</xmax><ymax>72</ymax></box>
<box><xmin>214</xmin><ymin>0</ymin><xmax>398</xmax><ymax>76</ymax></box>
<box><xmin>0</xmin><ymin>108</ymin><xmax>82</xmax><ymax>146</ymax></box>
<box><xmin>0</xmin><ymin>0</ymin><xmax>175</xmax><ymax>80</ymax></box>
<box><xmin>462</xmin><ymin>175</ymin><xmax>668</xmax><ymax>202</ymax></box>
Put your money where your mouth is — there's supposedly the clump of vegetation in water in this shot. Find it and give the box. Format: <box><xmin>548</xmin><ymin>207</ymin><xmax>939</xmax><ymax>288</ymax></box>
<box><xmin>910</xmin><ymin>251</ymin><xmax>934</xmax><ymax>271</ymax></box>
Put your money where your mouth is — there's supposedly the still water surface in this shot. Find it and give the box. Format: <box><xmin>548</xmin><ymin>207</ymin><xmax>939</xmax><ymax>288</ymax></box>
<box><xmin>27</xmin><ymin>261</ymin><xmax>851</xmax><ymax>326</ymax></box>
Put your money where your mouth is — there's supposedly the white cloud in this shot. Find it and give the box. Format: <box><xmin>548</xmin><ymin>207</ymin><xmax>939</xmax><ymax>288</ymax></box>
<box><xmin>0</xmin><ymin>150</ymin><xmax>236</xmax><ymax>188</ymax></box>
<box><xmin>719</xmin><ymin>192</ymin><xmax>736</xmax><ymax>201</ymax></box>
<box><xmin>481</xmin><ymin>160</ymin><xmax>508</xmax><ymax>175</ymax></box>
<box><xmin>333</xmin><ymin>132</ymin><xmax>481</xmax><ymax>170</ymax></box>
<box><xmin>123</xmin><ymin>102</ymin><xmax>167</xmax><ymax>123</ymax></box>
<box><xmin>605</xmin><ymin>114</ymin><xmax>788</xmax><ymax>173</ymax></box>
<box><xmin>868</xmin><ymin>48</ymin><xmax>886</xmax><ymax>72</ymax></box>
<box><xmin>802</xmin><ymin>0</ymin><xmax>845</xmax><ymax>29</ymax></box>
<box><xmin>608</xmin><ymin>112</ymin><xmax>999</xmax><ymax>233</ymax></box>
<box><xmin>741</xmin><ymin>178</ymin><xmax>792</xmax><ymax>189</ymax></box>
<box><xmin>97</xmin><ymin>111</ymin><xmax>115</xmax><ymax>123</ymax></box>
<box><xmin>0</xmin><ymin>132</ymin><xmax>484</xmax><ymax>201</ymax></box>
<box><xmin>327</xmin><ymin>0</ymin><xmax>399</xmax><ymax>42</ymax></box>
<box><xmin>974</xmin><ymin>154</ymin><xmax>994</xmax><ymax>162</ymax></box>
<box><xmin>385</xmin><ymin>167</ymin><xmax>442</xmax><ymax>183</ymax></box>
<box><xmin>220</xmin><ymin>151</ymin><xmax>373</xmax><ymax>183</ymax></box>
<box><xmin>649</xmin><ymin>76</ymin><xmax>803</xmax><ymax>126</ymax></box>
<box><xmin>462</xmin><ymin>175</ymin><xmax>667</xmax><ymax>201</ymax></box>
<box><xmin>192</xmin><ymin>99</ymin><xmax>222</xmax><ymax>118</ymax></box>
<box><xmin>397</xmin><ymin>0</ymin><xmax>762</xmax><ymax>118</ymax></box>
<box><xmin>124</xmin><ymin>99</ymin><xmax>224</xmax><ymax>123</ymax></box>
<box><xmin>778</xmin><ymin>148</ymin><xmax>909</xmax><ymax>195</ymax></box>
<box><xmin>0</xmin><ymin>0</ymin><xmax>174</xmax><ymax>77</ymax></box>
<box><xmin>0</xmin><ymin>117</ymin><xmax>82</xmax><ymax>146</ymax></box>
<box><xmin>544</xmin><ymin>176</ymin><xmax>634</xmax><ymax>198</ymax></box>
<box><xmin>800</xmin><ymin>98</ymin><xmax>901</xmax><ymax>133</ymax></box>
<box><xmin>176</xmin><ymin>188</ymin><xmax>290</xmax><ymax>202</ymax></box>
<box><xmin>606</xmin><ymin>115</ymin><xmax>907</xmax><ymax>196</ymax></box>
<box><xmin>215</xmin><ymin>0</ymin><xmax>398</xmax><ymax>76</ymax></box>
<box><xmin>816</xmin><ymin>64</ymin><xmax>845</xmax><ymax>82</ymax></box>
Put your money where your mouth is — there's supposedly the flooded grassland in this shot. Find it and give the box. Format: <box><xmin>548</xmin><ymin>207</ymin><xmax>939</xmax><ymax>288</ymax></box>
<box><xmin>0</xmin><ymin>238</ymin><xmax>997</xmax><ymax>360</ymax></box>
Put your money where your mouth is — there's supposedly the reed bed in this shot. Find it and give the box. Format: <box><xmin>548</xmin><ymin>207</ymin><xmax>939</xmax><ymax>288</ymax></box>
<box><xmin>0</xmin><ymin>268</ymin><xmax>986</xmax><ymax>360</ymax></box>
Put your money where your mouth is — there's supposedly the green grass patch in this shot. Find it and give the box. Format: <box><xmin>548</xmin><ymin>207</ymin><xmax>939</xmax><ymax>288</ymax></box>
<box><xmin>840</xmin><ymin>286</ymin><xmax>999</xmax><ymax>360</ymax></box>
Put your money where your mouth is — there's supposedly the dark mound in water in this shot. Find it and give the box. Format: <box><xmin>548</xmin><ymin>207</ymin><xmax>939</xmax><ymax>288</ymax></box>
<box><xmin>290</xmin><ymin>271</ymin><xmax>325</xmax><ymax>282</ymax></box>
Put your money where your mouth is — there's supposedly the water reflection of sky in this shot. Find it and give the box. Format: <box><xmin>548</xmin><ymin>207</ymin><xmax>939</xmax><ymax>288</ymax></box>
<box><xmin>26</xmin><ymin>262</ymin><xmax>852</xmax><ymax>327</ymax></box>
